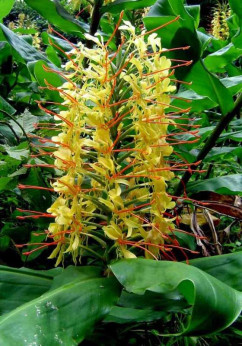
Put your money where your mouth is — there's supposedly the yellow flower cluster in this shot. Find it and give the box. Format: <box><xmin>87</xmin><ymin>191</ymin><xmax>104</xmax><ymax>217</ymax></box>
<box><xmin>211</xmin><ymin>2</ymin><xmax>231</xmax><ymax>40</ymax></box>
<box><xmin>46</xmin><ymin>21</ymin><xmax>179</xmax><ymax>265</ymax></box>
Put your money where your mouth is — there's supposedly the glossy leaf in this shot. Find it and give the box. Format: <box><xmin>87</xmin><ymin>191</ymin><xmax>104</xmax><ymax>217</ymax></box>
<box><xmin>0</xmin><ymin>95</ymin><xmax>16</xmax><ymax>116</ymax></box>
<box><xmin>110</xmin><ymin>259</ymin><xmax>242</xmax><ymax>335</ymax></box>
<box><xmin>204</xmin><ymin>43</ymin><xmax>242</xmax><ymax>73</ymax></box>
<box><xmin>101</xmin><ymin>0</ymin><xmax>156</xmax><ymax>14</ymax></box>
<box><xmin>0</xmin><ymin>276</ymin><xmax>120</xmax><ymax>345</ymax></box>
<box><xmin>0</xmin><ymin>24</ymin><xmax>52</xmax><ymax>66</ymax></box>
<box><xmin>24</xmin><ymin>0</ymin><xmax>88</xmax><ymax>38</ymax></box>
<box><xmin>190</xmin><ymin>252</ymin><xmax>242</xmax><ymax>291</ymax></box>
<box><xmin>183</xmin><ymin>60</ymin><xmax>234</xmax><ymax>115</ymax></box>
<box><xmin>0</xmin><ymin>0</ymin><xmax>15</xmax><ymax>21</ymax></box>
<box><xmin>221</xmin><ymin>76</ymin><xmax>242</xmax><ymax>95</ymax></box>
<box><xmin>187</xmin><ymin>174</ymin><xmax>242</xmax><ymax>195</ymax></box>
<box><xmin>0</xmin><ymin>266</ymin><xmax>60</xmax><ymax>315</ymax></box>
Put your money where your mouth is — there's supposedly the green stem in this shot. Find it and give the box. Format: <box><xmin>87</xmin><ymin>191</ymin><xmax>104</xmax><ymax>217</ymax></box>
<box><xmin>175</xmin><ymin>93</ymin><xmax>242</xmax><ymax>196</ymax></box>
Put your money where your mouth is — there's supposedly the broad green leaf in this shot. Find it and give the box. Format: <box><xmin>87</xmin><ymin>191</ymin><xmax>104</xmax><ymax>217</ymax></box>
<box><xmin>187</xmin><ymin>174</ymin><xmax>242</xmax><ymax>195</ymax></box>
<box><xmin>0</xmin><ymin>0</ymin><xmax>15</xmax><ymax>21</ymax></box>
<box><xmin>42</xmin><ymin>32</ymin><xmax>74</xmax><ymax>52</ymax></box>
<box><xmin>0</xmin><ymin>277</ymin><xmax>120</xmax><ymax>345</ymax></box>
<box><xmin>0</xmin><ymin>24</ymin><xmax>52</xmax><ymax>66</ymax></box>
<box><xmin>105</xmin><ymin>288</ymin><xmax>187</xmax><ymax>324</ymax></box>
<box><xmin>105</xmin><ymin>306</ymin><xmax>165</xmax><ymax>323</ymax></box>
<box><xmin>171</xmin><ymin>89</ymin><xmax>216</xmax><ymax>112</ymax></box>
<box><xmin>101</xmin><ymin>0</ymin><xmax>156</xmax><ymax>14</ymax></box>
<box><xmin>3</xmin><ymin>142</ymin><xmax>29</xmax><ymax>161</ymax></box>
<box><xmin>0</xmin><ymin>177</ymin><xmax>15</xmax><ymax>191</ymax></box>
<box><xmin>185</xmin><ymin>5</ymin><xmax>200</xmax><ymax>29</ymax></box>
<box><xmin>229</xmin><ymin>0</ymin><xmax>242</xmax><ymax>48</ymax></box>
<box><xmin>9</xmin><ymin>110</ymin><xmax>38</xmax><ymax>136</ymax></box>
<box><xmin>190</xmin><ymin>252</ymin><xmax>242</xmax><ymax>291</ymax></box>
<box><xmin>110</xmin><ymin>259</ymin><xmax>242</xmax><ymax>335</ymax></box>
<box><xmin>24</xmin><ymin>0</ymin><xmax>88</xmax><ymax>38</ymax></box>
<box><xmin>204</xmin><ymin>147</ymin><xmax>242</xmax><ymax>161</ymax></box>
<box><xmin>196</xmin><ymin>30</ymin><xmax>212</xmax><ymax>53</ymax></box>
<box><xmin>0</xmin><ymin>266</ymin><xmax>60</xmax><ymax>315</ymax></box>
<box><xmin>204</xmin><ymin>43</ymin><xmax>242</xmax><ymax>73</ymax></box>
<box><xmin>20</xmin><ymin>168</ymin><xmax>52</xmax><ymax>210</ymax></box>
<box><xmin>46</xmin><ymin>46</ymin><xmax>61</xmax><ymax>68</ymax></box>
<box><xmin>30</xmin><ymin>60</ymin><xmax>64</xmax><ymax>102</ymax></box>
<box><xmin>183</xmin><ymin>60</ymin><xmax>234</xmax><ymax>115</ymax></box>
<box><xmin>144</xmin><ymin>0</ymin><xmax>201</xmax><ymax>61</ymax></box>
<box><xmin>221</xmin><ymin>76</ymin><xmax>242</xmax><ymax>95</ymax></box>
<box><xmin>144</xmin><ymin>1</ymin><xmax>234</xmax><ymax>115</ymax></box>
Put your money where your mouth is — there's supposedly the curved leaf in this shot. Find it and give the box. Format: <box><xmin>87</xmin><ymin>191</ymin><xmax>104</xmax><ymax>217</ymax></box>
<box><xmin>0</xmin><ymin>24</ymin><xmax>52</xmax><ymax>66</ymax></box>
<box><xmin>0</xmin><ymin>0</ymin><xmax>15</xmax><ymax>21</ymax></box>
<box><xmin>187</xmin><ymin>174</ymin><xmax>242</xmax><ymax>195</ymax></box>
<box><xmin>190</xmin><ymin>252</ymin><xmax>242</xmax><ymax>291</ymax></box>
<box><xmin>24</xmin><ymin>0</ymin><xmax>88</xmax><ymax>38</ymax></box>
<box><xmin>110</xmin><ymin>259</ymin><xmax>242</xmax><ymax>335</ymax></box>
<box><xmin>0</xmin><ymin>266</ymin><xmax>61</xmax><ymax>315</ymax></box>
<box><xmin>0</xmin><ymin>276</ymin><xmax>120</xmax><ymax>345</ymax></box>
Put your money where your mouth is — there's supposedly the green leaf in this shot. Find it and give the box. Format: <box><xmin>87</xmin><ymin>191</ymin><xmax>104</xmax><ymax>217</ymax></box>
<box><xmin>0</xmin><ymin>95</ymin><xmax>16</xmax><ymax>116</ymax></box>
<box><xmin>185</xmin><ymin>5</ymin><xmax>200</xmax><ymax>29</ymax></box>
<box><xmin>229</xmin><ymin>0</ymin><xmax>242</xmax><ymax>48</ymax></box>
<box><xmin>46</xmin><ymin>46</ymin><xmax>61</xmax><ymax>68</ymax></box>
<box><xmin>204</xmin><ymin>147</ymin><xmax>242</xmax><ymax>161</ymax></box>
<box><xmin>0</xmin><ymin>276</ymin><xmax>120</xmax><ymax>345</ymax></box>
<box><xmin>204</xmin><ymin>43</ymin><xmax>242</xmax><ymax>73</ymax></box>
<box><xmin>105</xmin><ymin>306</ymin><xmax>165</xmax><ymax>323</ymax></box>
<box><xmin>24</xmin><ymin>0</ymin><xmax>88</xmax><ymax>38</ymax></box>
<box><xmin>0</xmin><ymin>177</ymin><xmax>15</xmax><ymax>191</ymax></box>
<box><xmin>0</xmin><ymin>24</ymin><xmax>52</xmax><ymax>66</ymax></box>
<box><xmin>144</xmin><ymin>0</ymin><xmax>201</xmax><ymax>61</ymax></box>
<box><xmin>3</xmin><ymin>142</ymin><xmax>29</xmax><ymax>161</ymax></box>
<box><xmin>221</xmin><ymin>76</ymin><xmax>242</xmax><ymax>95</ymax></box>
<box><xmin>183</xmin><ymin>60</ymin><xmax>234</xmax><ymax>115</ymax></box>
<box><xmin>187</xmin><ymin>174</ymin><xmax>242</xmax><ymax>195</ymax></box>
<box><xmin>9</xmin><ymin>109</ymin><xmax>38</xmax><ymax>135</ymax></box>
<box><xmin>30</xmin><ymin>60</ymin><xmax>64</xmax><ymax>102</ymax></box>
<box><xmin>171</xmin><ymin>89</ymin><xmax>216</xmax><ymax>112</ymax></box>
<box><xmin>101</xmin><ymin>0</ymin><xmax>156</xmax><ymax>14</ymax></box>
<box><xmin>0</xmin><ymin>266</ymin><xmax>60</xmax><ymax>315</ymax></box>
<box><xmin>190</xmin><ymin>252</ymin><xmax>242</xmax><ymax>291</ymax></box>
<box><xmin>0</xmin><ymin>0</ymin><xmax>15</xmax><ymax>21</ymax></box>
<box><xmin>110</xmin><ymin>259</ymin><xmax>242</xmax><ymax>335</ymax></box>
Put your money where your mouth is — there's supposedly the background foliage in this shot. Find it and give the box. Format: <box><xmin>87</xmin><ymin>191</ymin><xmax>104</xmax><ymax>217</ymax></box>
<box><xmin>0</xmin><ymin>0</ymin><xmax>241</xmax><ymax>345</ymax></box>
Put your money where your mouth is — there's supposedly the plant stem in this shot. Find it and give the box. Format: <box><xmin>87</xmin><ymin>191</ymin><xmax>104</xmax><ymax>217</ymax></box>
<box><xmin>175</xmin><ymin>93</ymin><xmax>242</xmax><ymax>196</ymax></box>
<box><xmin>86</xmin><ymin>0</ymin><xmax>103</xmax><ymax>48</ymax></box>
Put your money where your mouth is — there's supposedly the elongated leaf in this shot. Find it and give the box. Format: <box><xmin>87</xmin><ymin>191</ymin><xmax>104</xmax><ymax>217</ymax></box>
<box><xmin>24</xmin><ymin>0</ymin><xmax>88</xmax><ymax>38</ymax></box>
<box><xmin>110</xmin><ymin>259</ymin><xmax>242</xmax><ymax>335</ymax></box>
<box><xmin>0</xmin><ymin>95</ymin><xmax>16</xmax><ymax>116</ymax></box>
<box><xmin>144</xmin><ymin>0</ymin><xmax>201</xmax><ymax>61</ymax></box>
<box><xmin>183</xmin><ymin>60</ymin><xmax>234</xmax><ymax>115</ymax></box>
<box><xmin>0</xmin><ymin>24</ymin><xmax>52</xmax><ymax>66</ymax></box>
<box><xmin>144</xmin><ymin>1</ymin><xmax>234</xmax><ymax>115</ymax></box>
<box><xmin>204</xmin><ymin>43</ymin><xmax>242</xmax><ymax>73</ymax></box>
<box><xmin>221</xmin><ymin>76</ymin><xmax>242</xmax><ymax>95</ymax></box>
<box><xmin>0</xmin><ymin>266</ymin><xmax>61</xmax><ymax>315</ymax></box>
<box><xmin>190</xmin><ymin>252</ymin><xmax>242</xmax><ymax>291</ymax></box>
<box><xmin>187</xmin><ymin>174</ymin><xmax>242</xmax><ymax>195</ymax></box>
<box><xmin>0</xmin><ymin>276</ymin><xmax>120</xmax><ymax>345</ymax></box>
<box><xmin>101</xmin><ymin>0</ymin><xmax>156</xmax><ymax>14</ymax></box>
<box><xmin>0</xmin><ymin>0</ymin><xmax>15</xmax><ymax>21</ymax></box>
